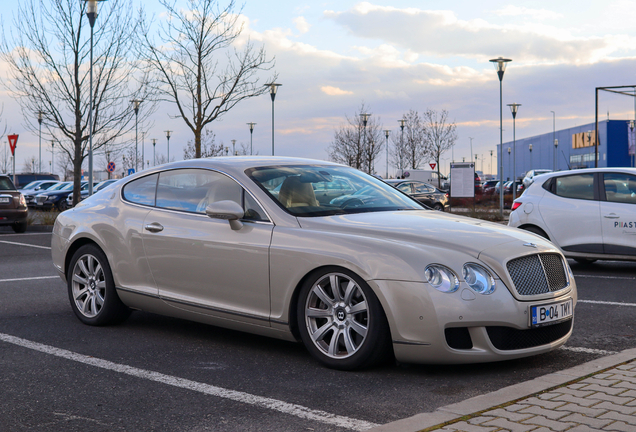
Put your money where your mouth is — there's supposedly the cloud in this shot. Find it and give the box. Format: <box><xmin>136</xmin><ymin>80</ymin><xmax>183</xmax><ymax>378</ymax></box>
<box><xmin>321</xmin><ymin>86</ymin><xmax>354</xmax><ymax>96</ymax></box>
<box><xmin>324</xmin><ymin>3</ymin><xmax>635</xmax><ymax>64</ymax></box>
<box><xmin>493</xmin><ymin>6</ymin><xmax>563</xmax><ymax>20</ymax></box>
<box><xmin>293</xmin><ymin>16</ymin><xmax>311</xmax><ymax>34</ymax></box>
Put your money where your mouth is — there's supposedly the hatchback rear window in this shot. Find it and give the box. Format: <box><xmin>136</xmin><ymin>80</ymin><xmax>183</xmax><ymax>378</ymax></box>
<box><xmin>555</xmin><ymin>174</ymin><xmax>594</xmax><ymax>200</ymax></box>
<box><xmin>0</xmin><ymin>177</ymin><xmax>16</xmax><ymax>190</ymax></box>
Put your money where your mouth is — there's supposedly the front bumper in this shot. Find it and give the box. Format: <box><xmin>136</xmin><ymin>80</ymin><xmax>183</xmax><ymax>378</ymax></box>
<box><xmin>370</xmin><ymin>278</ymin><xmax>576</xmax><ymax>364</ymax></box>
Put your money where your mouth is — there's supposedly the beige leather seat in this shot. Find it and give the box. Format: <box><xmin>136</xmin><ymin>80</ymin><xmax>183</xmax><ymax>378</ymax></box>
<box><xmin>278</xmin><ymin>176</ymin><xmax>318</xmax><ymax>208</ymax></box>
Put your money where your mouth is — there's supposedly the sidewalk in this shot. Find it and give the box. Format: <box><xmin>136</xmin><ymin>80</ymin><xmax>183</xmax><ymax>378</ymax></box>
<box><xmin>371</xmin><ymin>347</ymin><xmax>636</xmax><ymax>432</ymax></box>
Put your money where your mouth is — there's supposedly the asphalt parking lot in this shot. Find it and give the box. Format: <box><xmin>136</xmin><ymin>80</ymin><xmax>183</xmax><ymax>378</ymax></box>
<box><xmin>1</xmin><ymin>228</ymin><xmax>635</xmax><ymax>431</ymax></box>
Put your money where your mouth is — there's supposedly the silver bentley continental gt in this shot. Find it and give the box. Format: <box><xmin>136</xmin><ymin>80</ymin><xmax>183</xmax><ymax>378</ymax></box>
<box><xmin>52</xmin><ymin>157</ymin><xmax>577</xmax><ymax>370</ymax></box>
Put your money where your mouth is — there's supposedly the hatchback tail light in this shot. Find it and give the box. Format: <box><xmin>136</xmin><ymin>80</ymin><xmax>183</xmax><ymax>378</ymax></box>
<box><xmin>511</xmin><ymin>201</ymin><xmax>521</xmax><ymax>211</ymax></box>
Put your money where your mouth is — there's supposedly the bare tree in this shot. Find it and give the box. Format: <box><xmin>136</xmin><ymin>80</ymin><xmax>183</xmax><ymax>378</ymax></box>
<box><xmin>402</xmin><ymin>110</ymin><xmax>428</xmax><ymax>170</ymax></box>
<box><xmin>183</xmin><ymin>129</ymin><xmax>224</xmax><ymax>159</ymax></box>
<box><xmin>22</xmin><ymin>156</ymin><xmax>38</xmax><ymax>173</ymax></box>
<box><xmin>141</xmin><ymin>0</ymin><xmax>275</xmax><ymax>159</ymax></box>
<box><xmin>422</xmin><ymin>109</ymin><xmax>457</xmax><ymax>188</ymax></box>
<box><xmin>329</xmin><ymin>104</ymin><xmax>383</xmax><ymax>174</ymax></box>
<box><xmin>1</xmin><ymin>0</ymin><xmax>154</xmax><ymax>204</ymax></box>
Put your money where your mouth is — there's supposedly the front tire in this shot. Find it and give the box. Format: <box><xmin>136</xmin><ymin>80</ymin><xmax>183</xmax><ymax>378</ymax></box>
<box><xmin>67</xmin><ymin>244</ymin><xmax>131</xmax><ymax>326</ymax></box>
<box><xmin>297</xmin><ymin>267</ymin><xmax>391</xmax><ymax>370</ymax></box>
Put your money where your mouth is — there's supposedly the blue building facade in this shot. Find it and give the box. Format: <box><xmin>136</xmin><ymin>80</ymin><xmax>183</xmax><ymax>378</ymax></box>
<box><xmin>497</xmin><ymin>120</ymin><xmax>635</xmax><ymax>181</ymax></box>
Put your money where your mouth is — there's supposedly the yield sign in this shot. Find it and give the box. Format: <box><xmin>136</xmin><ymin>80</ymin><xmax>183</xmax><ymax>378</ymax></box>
<box><xmin>429</xmin><ymin>163</ymin><xmax>436</xmax><ymax>170</ymax></box>
<box><xmin>8</xmin><ymin>134</ymin><xmax>18</xmax><ymax>156</ymax></box>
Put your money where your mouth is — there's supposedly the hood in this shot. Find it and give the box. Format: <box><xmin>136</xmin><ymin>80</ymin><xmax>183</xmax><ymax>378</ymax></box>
<box><xmin>297</xmin><ymin>210</ymin><xmax>551</xmax><ymax>259</ymax></box>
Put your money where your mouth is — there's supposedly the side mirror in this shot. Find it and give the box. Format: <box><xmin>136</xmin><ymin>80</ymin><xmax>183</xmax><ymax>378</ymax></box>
<box><xmin>205</xmin><ymin>200</ymin><xmax>244</xmax><ymax>230</ymax></box>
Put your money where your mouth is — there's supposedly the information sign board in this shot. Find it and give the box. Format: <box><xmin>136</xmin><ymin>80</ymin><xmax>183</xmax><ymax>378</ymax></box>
<box><xmin>450</xmin><ymin>162</ymin><xmax>475</xmax><ymax>198</ymax></box>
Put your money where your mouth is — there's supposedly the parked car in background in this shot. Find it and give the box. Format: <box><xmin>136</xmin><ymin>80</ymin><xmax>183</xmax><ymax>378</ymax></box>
<box><xmin>20</xmin><ymin>180</ymin><xmax>60</xmax><ymax>207</ymax></box>
<box><xmin>35</xmin><ymin>181</ymin><xmax>90</xmax><ymax>211</ymax></box>
<box><xmin>482</xmin><ymin>180</ymin><xmax>499</xmax><ymax>195</ymax></box>
<box><xmin>65</xmin><ymin>179</ymin><xmax>118</xmax><ymax>208</ymax></box>
<box><xmin>522</xmin><ymin>169</ymin><xmax>552</xmax><ymax>189</ymax></box>
<box><xmin>12</xmin><ymin>173</ymin><xmax>59</xmax><ymax>189</ymax></box>
<box><xmin>509</xmin><ymin>167</ymin><xmax>636</xmax><ymax>263</ymax></box>
<box><xmin>0</xmin><ymin>175</ymin><xmax>28</xmax><ymax>233</ymax></box>
<box><xmin>384</xmin><ymin>179</ymin><xmax>449</xmax><ymax>210</ymax></box>
<box><xmin>52</xmin><ymin>157</ymin><xmax>576</xmax><ymax>370</ymax></box>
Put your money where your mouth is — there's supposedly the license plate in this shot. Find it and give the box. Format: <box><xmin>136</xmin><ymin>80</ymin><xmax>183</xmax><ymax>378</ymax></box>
<box><xmin>0</xmin><ymin>197</ymin><xmax>9</xmax><ymax>204</ymax></box>
<box><xmin>530</xmin><ymin>299</ymin><xmax>573</xmax><ymax>327</ymax></box>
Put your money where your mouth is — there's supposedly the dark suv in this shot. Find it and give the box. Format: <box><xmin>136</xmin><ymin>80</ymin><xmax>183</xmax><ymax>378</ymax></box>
<box><xmin>0</xmin><ymin>175</ymin><xmax>28</xmax><ymax>233</ymax></box>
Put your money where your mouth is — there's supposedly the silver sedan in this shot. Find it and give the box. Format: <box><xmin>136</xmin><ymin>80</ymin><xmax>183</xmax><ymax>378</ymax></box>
<box><xmin>52</xmin><ymin>157</ymin><xmax>577</xmax><ymax>370</ymax></box>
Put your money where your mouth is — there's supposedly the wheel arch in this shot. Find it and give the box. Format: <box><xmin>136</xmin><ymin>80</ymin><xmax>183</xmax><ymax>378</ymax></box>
<box><xmin>64</xmin><ymin>237</ymin><xmax>104</xmax><ymax>278</ymax></box>
<box><xmin>518</xmin><ymin>223</ymin><xmax>551</xmax><ymax>241</ymax></box>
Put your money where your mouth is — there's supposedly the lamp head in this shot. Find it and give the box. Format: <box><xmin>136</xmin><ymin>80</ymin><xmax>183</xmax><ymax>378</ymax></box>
<box><xmin>247</xmin><ymin>122</ymin><xmax>256</xmax><ymax>132</ymax></box>
<box><xmin>85</xmin><ymin>0</ymin><xmax>106</xmax><ymax>27</ymax></box>
<box><xmin>529</xmin><ymin>144</ymin><xmax>533</xmax><ymax>152</ymax></box>
<box><xmin>38</xmin><ymin>110</ymin><xmax>43</xmax><ymax>123</ymax></box>
<box><xmin>165</xmin><ymin>130</ymin><xmax>172</xmax><ymax>139</ymax></box>
<box><xmin>398</xmin><ymin>119</ymin><xmax>406</xmax><ymax>130</ymax></box>
<box><xmin>265</xmin><ymin>83</ymin><xmax>281</xmax><ymax>101</ymax></box>
<box><xmin>507</xmin><ymin>103</ymin><xmax>521</xmax><ymax>117</ymax></box>
<box><xmin>489</xmin><ymin>57</ymin><xmax>512</xmax><ymax>81</ymax></box>
<box><xmin>508</xmin><ymin>147</ymin><xmax>511</xmax><ymax>154</ymax></box>
<box><xmin>384</xmin><ymin>129</ymin><xmax>390</xmax><ymax>138</ymax></box>
<box><xmin>629</xmin><ymin>120</ymin><xmax>635</xmax><ymax>131</ymax></box>
<box><xmin>554</xmin><ymin>139</ymin><xmax>559</xmax><ymax>147</ymax></box>
<box><xmin>360</xmin><ymin>113</ymin><xmax>370</xmax><ymax>126</ymax></box>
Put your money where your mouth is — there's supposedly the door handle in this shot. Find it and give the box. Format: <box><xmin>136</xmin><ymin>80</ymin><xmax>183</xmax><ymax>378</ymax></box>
<box><xmin>144</xmin><ymin>222</ymin><xmax>164</xmax><ymax>233</ymax></box>
<box><xmin>603</xmin><ymin>214</ymin><xmax>619</xmax><ymax>219</ymax></box>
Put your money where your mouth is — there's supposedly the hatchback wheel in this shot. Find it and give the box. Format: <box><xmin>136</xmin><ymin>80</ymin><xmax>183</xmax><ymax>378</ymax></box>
<box><xmin>67</xmin><ymin>244</ymin><xmax>130</xmax><ymax>325</ymax></box>
<box><xmin>12</xmin><ymin>221</ymin><xmax>27</xmax><ymax>233</ymax></box>
<box><xmin>297</xmin><ymin>268</ymin><xmax>391</xmax><ymax>370</ymax></box>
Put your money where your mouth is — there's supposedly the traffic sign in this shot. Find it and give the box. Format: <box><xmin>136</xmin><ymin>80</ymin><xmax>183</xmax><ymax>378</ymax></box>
<box><xmin>127</xmin><ymin>168</ymin><xmax>135</xmax><ymax>176</ymax></box>
<box><xmin>8</xmin><ymin>134</ymin><xmax>18</xmax><ymax>156</ymax></box>
<box><xmin>429</xmin><ymin>163</ymin><xmax>436</xmax><ymax>170</ymax></box>
<box><xmin>107</xmin><ymin>161</ymin><xmax>116</xmax><ymax>172</ymax></box>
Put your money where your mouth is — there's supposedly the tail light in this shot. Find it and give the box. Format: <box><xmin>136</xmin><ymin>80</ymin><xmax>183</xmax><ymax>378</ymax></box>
<box><xmin>511</xmin><ymin>201</ymin><xmax>522</xmax><ymax>211</ymax></box>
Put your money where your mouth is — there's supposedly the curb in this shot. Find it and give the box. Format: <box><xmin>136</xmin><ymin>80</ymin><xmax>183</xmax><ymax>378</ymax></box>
<box><xmin>368</xmin><ymin>347</ymin><xmax>636</xmax><ymax>432</ymax></box>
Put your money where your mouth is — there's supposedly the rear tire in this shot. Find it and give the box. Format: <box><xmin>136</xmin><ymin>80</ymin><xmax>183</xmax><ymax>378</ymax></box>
<box><xmin>12</xmin><ymin>221</ymin><xmax>27</xmax><ymax>233</ymax></box>
<box><xmin>433</xmin><ymin>203</ymin><xmax>444</xmax><ymax>211</ymax></box>
<box><xmin>297</xmin><ymin>267</ymin><xmax>392</xmax><ymax>370</ymax></box>
<box><xmin>67</xmin><ymin>244</ymin><xmax>131</xmax><ymax>326</ymax></box>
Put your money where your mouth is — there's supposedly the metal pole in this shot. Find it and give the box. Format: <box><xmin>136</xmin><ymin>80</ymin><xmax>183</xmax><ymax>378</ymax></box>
<box><xmin>152</xmin><ymin>139</ymin><xmax>156</xmax><ymax>166</ymax></box>
<box><xmin>271</xmin><ymin>98</ymin><xmax>275</xmax><ymax>156</ymax></box>
<box><xmin>551</xmin><ymin>111</ymin><xmax>556</xmax><ymax>170</ymax></box>
<box><xmin>384</xmin><ymin>130</ymin><xmax>390</xmax><ymax>178</ymax></box>
<box><xmin>38</xmin><ymin>113</ymin><xmax>42</xmax><ymax>173</ymax></box>
<box><xmin>51</xmin><ymin>140</ymin><xmax>54</xmax><ymax>175</ymax></box>
<box><xmin>595</xmin><ymin>88</ymin><xmax>599</xmax><ymax>168</ymax></box>
<box><xmin>88</xmin><ymin>23</ymin><xmax>94</xmax><ymax>195</ymax></box>
<box><xmin>135</xmin><ymin>110</ymin><xmax>138</xmax><ymax>172</ymax></box>
<box><xmin>499</xmin><ymin>79</ymin><xmax>503</xmax><ymax>217</ymax></box>
<box><xmin>512</xmin><ymin>115</ymin><xmax>516</xmax><ymax>199</ymax></box>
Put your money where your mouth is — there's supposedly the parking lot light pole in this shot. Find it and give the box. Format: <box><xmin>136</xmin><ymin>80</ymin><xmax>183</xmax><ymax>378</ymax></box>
<box><xmin>51</xmin><ymin>140</ymin><xmax>55</xmax><ymax>175</ymax></box>
<box><xmin>131</xmin><ymin>100</ymin><xmax>141</xmax><ymax>172</ymax></box>
<box><xmin>37</xmin><ymin>111</ymin><xmax>43</xmax><ymax>173</ymax></box>
<box><xmin>165</xmin><ymin>130</ymin><xmax>172</xmax><ymax>162</ymax></box>
<box><xmin>231</xmin><ymin>139</ymin><xmax>236</xmax><ymax>156</ymax></box>
<box><xmin>360</xmin><ymin>113</ymin><xmax>370</xmax><ymax>173</ymax></box>
<box><xmin>554</xmin><ymin>139</ymin><xmax>559</xmax><ymax>170</ymax></box>
<box><xmin>399</xmin><ymin>119</ymin><xmax>406</xmax><ymax>175</ymax></box>
<box><xmin>85</xmin><ymin>0</ymin><xmax>106</xmax><ymax>196</ymax></box>
<box><xmin>384</xmin><ymin>130</ymin><xmax>390</xmax><ymax>178</ymax></box>
<box><xmin>507</xmin><ymin>103</ymin><xmax>521</xmax><ymax>199</ymax></box>
<box><xmin>152</xmin><ymin>138</ymin><xmax>156</xmax><ymax>166</ymax></box>
<box><xmin>490</xmin><ymin>56</ymin><xmax>512</xmax><ymax>217</ymax></box>
<box><xmin>551</xmin><ymin>111</ymin><xmax>556</xmax><ymax>170</ymax></box>
<box><xmin>529</xmin><ymin>144</ymin><xmax>533</xmax><ymax>170</ymax></box>
<box><xmin>507</xmin><ymin>147</ymin><xmax>511</xmax><ymax>181</ymax></box>
<box><xmin>265</xmin><ymin>83</ymin><xmax>281</xmax><ymax>156</ymax></box>
<box><xmin>247</xmin><ymin>122</ymin><xmax>256</xmax><ymax>155</ymax></box>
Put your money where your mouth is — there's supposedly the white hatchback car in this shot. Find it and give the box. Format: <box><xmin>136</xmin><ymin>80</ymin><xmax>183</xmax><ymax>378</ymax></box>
<box><xmin>509</xmin><ymin>167</ymin><xmax>636</xmax><ymax>263</ymax></box>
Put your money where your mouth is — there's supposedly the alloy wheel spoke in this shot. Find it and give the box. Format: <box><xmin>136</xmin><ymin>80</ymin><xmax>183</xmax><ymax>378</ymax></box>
<box><xmin>343</xmin><ymin>281</ymin><xmax>356</xmax><ymax>305</ymax></box>
<box><xmin>74</xmin><ymin>287</ymin><xmax>89</xmax><ymax>301</ymax></box>
<box><xmin>87</xmin><ymin>256</ymin><xmax>96</xmax><ymax>275</ymax></box>
<box><xmin>306</xmin><ymin>307</ymin><xmax>331</xmax><ymax>318</ymax></box>
<box><xmin>349</xmin><ymin>320</ymin><xmax>368</xmax><ymax>338</ymax></box>
<box><xmin>78</xmin><ymin>260</ymin><xmax>90</xmax><ymax>278</ymax></box>
<box><xmin>73</xmin><ymin>274</ymin><xmax>88</xmax><ymax>285</ymax></box>
<box><xmin>313</xmin><ymin>284</ymin><xmax>333</xmax><ymax>306</ymax></box>
<box><xmin>343</xmin><ymin>328</ymin><xmax>356</xmax><ymax>354</ymax></box>
<box><xmin>329</xmin><ymin>275</ymin><xmax>342</xmax><ymax>302</ymax></box>
<box><xmin>328</xmin><ymin>329</ymin><xmax>341</xmax><ymax>356</ymax></box>
<box><xmin>349</xmin><ymin>301</ymin><xmax>367</xmax><ymax>315</ymax></box>
<box><xmin>311</xmin><ymin>321</ymin><xmax>333</xmax><ymax>343</ymax></box>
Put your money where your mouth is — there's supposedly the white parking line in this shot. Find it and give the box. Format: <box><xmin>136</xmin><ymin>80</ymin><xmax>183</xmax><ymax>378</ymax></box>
<box><xmin>560</xmin><ymin>346</ymin><xmax>618</xmax><ymax>355</ymax></box>
<box><xmin>0</xmin><ymin>240</ymin><xmax>51</xmax><ymax>250</ymax></box>
<box><xmin>0</xmin><ymin>333</ymin><xmax>378</xmax><ymax>431</ymax></box>
<box><xmin>578</xmin><ymin>299</ymin><xmax>636</xmax><ymax>307</ymax></box>
<box><xmin>0</xmin><ymin>276</ymin><xmax>59</xmax><ymax>283</ymax></box>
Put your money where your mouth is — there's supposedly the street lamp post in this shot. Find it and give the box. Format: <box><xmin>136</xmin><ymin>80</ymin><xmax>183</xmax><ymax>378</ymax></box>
<box><xmin>265</xmin><ymin>83</ymin><xmax>281</xmax><ymax>156</ymax></box>
<box><xmin>398</xmin><ymin>119</ymin><xmax>406</xmax><ymax>176</ymax></box>
<box><xmin>469</xmin><ymin>137</ymin><xmax>474</xmax><ymax>166</ymax></box>
<box><xmin>529</xmin><ymin>144</ymin><xmax>533</xmax><ymax>170</ymax></box>
<box><xmin>554</xmin><ymin>139</ymin><xmax>559</xmax><ymax>170</ymax></box>
<box><xmin>384</xmin><ymin>130</ymin><xmax>390</xmax><ymax>178</ymax></box>
<box><xmin>37</xmin><ymin>110</ymin><xmax>43</xmax><ymax>173</ymax></box>
<box><xmin>51</xmin><ymin>140</ymin><xmax>55</xmax><ymax>175</ymax></box>
<box><xmin>490</xmin><ymin>150</ymin><xmax>493</xmax><ymax>176</ymax></box>
<box><xmin>152</xmin><ymin>138</ymin><xmax>156</xmax><ymax>166</ymax></box>
<box><xmin>231</xmin><ymin>139</ymin><xmax>236</xmax><ymax>156</ymax></box>
<box><xmin>629</xmin><ymin>121</ymin><xmax>635</xmax><ymax>168</ymax></box>
<box><xmin>131</xmin><ymin>99</ymin><xmax>141</xmax><ymax>172</ymax></box>
<box><xmin>165</xmin><ymin>130</ymin><xmax>172</xmax><ymax>162</ymax></box>
<box><xmin>490</xmin><ymin>56</ymin><xmax>512</xmax><ymax>217</ymax></box>
<box><xmin>247</xmin><ymin>122</ymin><xmax>256</xmax><ymax>155</ymax></box>
<box><xmin>85</xmin><ymin>0</ymin><xmax>106</xmax><ymax>196</ymax></box>
<box><xmin>360</xmin><ymin>113</ymin><xmax>370</xmax><ymax>173</ymax></box>
<box><xmin>507</xmin><ymin>103</ymin><xmax>521</xmax><ymax>199</ymax></box>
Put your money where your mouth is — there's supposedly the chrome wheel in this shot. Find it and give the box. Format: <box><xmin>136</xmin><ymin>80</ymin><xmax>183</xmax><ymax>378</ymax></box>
<box><xmin>304</xmin><ymin>272</ymin><xmax>369</xmax><ymax>359</ymax></box>
<box><xmin>71</xmin><ymin>253</ymin><xmax>106</xmax><ymax>318</ymax></box>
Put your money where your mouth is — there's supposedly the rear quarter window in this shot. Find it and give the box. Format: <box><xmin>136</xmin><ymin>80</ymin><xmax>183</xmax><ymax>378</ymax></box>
<box><xmin>554</xmin><ymin>174</ymin><xmax>595</xmax><ymax>200</ymax></box>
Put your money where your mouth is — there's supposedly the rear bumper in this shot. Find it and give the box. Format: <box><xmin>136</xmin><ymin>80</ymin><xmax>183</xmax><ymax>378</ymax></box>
<box><xmin>0</xmin><ymin>208</ymin><xmax>28</xmax><ymax>225</ymax></box>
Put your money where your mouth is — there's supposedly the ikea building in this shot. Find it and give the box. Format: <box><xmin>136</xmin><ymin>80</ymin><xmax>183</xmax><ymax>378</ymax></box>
<box><xmin>497</xmin><ymin>119</ymin><xmax>636</xmax><ymax>181</ymax></box>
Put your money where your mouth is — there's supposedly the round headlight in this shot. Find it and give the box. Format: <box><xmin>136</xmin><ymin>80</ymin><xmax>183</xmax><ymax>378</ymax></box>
<box><xmin>462</xmin><ymin>263</ymin><xmax>496</xmax><ymax>295</ymax></box>
<box><xmin>425</xmin><ymin>264</ymin><xmax>459</xmax><ymax>293</ymax></box>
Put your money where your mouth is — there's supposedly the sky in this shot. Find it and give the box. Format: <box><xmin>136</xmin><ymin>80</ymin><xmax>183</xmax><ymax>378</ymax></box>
<box><xmin>2</xmin><ymin>0</ymin><xmax>636</xmax><ymax>177</ymax></box>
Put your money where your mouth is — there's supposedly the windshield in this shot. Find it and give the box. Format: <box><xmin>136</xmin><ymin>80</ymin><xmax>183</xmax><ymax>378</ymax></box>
<box><xmin>246</xmin><ymin>165</ymin><xmax>424</xmax><ymax>217</ymax></box>
<box><xmin>22</xmin><ymin>181</ymin><xmax>41</xmax><ymax>190</ymax></box>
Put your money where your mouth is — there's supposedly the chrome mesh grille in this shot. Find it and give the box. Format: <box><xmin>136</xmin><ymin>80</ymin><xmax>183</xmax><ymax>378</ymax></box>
<box><xmin>506</xmin><ymin>254</ymin><xmax>568</xmax><ymax>296</ymax></box>
<box><xmin>36</xmin><ymin>196</ymin><xmax>47</xmax><ymax>205</ymax></box>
